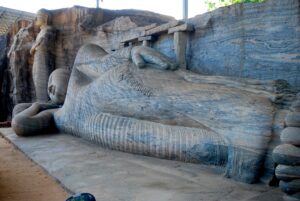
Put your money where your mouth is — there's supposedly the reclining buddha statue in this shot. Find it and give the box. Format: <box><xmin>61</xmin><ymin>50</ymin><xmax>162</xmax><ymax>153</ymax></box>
<box><xmin>12</xmin><ymin>44</ymin><xmax>295</xmax><ymax>185</ymax></box>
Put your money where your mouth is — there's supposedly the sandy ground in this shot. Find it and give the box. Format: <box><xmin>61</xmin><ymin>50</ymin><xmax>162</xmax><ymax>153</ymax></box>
<box><xmin>0</xmin><ymin>135</ymin><xmax>70</xmax><ymax>201</ymax></box>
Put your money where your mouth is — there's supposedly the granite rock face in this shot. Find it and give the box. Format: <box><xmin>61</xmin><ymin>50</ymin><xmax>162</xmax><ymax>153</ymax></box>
<box><xmin>49</xmin><ymin>6</ymin><xmax>174</xmax><ymax>70</ymax></box>
<box><xmin>0</xmin><ymin>34</ymin><xmax>9</xmax><ymax>121</ymax></box>
<box><xmin>7</xmin><ymin>23</ymin><xmax>36</xmax><ymax>104</ymax></box>
<box><xmin>0</xmin><ymin>20</ymin><xmax>36</xmax><ymax>121</ymax></box>
<box><xmin>186</xmin><ymin>0</ymin><xmax>300</xmax><ymax>91</ymax></box>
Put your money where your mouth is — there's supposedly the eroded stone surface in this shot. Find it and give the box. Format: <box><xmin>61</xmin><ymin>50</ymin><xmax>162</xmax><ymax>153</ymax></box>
<box><xmin>275</xmin><ymin>165</ymin><xmax>300</xmax><ymax>181</ymax></box>
<box><xmin>188</xmin><ymin>0</ymin><xmax>300</xmax><ymax>91</ymax></box>
<box><xmin>281</xmin><ymin>127</ymin><xmax>300</xmax><ymax>146</ymax></box>
<box><xmin>286</xmin><ymin>113</ymin><xmax>300</xmax><ymax>127</ymax></box>
<box><xmin>273</xmin><ymin>144</ymin><xmax>300</xmax><ymax>166</ymax></box>
<box><xmin>280</xmin><ymin>180</ymin><xmax>300</xmax><ymax>194</ymax></box>
<box><xmin>291</xmin><ymin>101</ymin><xmax>300</xmax><ymax>112</ymax></box>
<box><xmin>284</xmin><ymin>193</ymin><xmax>300</xmax><ymax>201</ymax></box>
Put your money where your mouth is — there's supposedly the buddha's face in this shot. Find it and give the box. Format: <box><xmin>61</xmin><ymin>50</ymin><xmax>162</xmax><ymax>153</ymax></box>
<box><xmin>48</xmin><ymin>69</ymin><xmax>70</xmax><ymax>105</ymax></box>
<box><xmin>36</xmin><ymin>9</ymin><xmax>48</xmax><ymax>27</ymax></box>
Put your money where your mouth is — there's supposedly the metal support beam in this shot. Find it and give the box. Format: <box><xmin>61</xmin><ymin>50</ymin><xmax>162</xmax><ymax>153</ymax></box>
<box><xmin>96</xmin><ymin>0</ymin><xmax>100</xmax><ymax>8</ymax></box>
<box><xmin>183</xmin><ymin>0</ymin><xmax>188</xmax><ymax>21</ymax></box>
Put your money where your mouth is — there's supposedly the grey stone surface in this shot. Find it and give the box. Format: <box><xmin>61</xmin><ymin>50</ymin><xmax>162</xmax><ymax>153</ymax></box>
<box><xmin>286</xmin><ymin>113</ymin><xmax>300</xmax><ymax>127</ymax></box>
<box><xmin>275</xmin><ymin>165</ymin><xmax>300</xmax><ymax>181</ymax></box>
<box><xmin>145</xmin><ymin>20</ymin><xmax>182</xmax><ymax>36</ymax></box>
<box><xmin>11</xmin><ymin>68</ymin><xmax>70</xmax><ymax>136</ymax></box>
<box><xmin>273</xmin><ymin>144</ymin><xmax>300</xmax><ymax>166</ymax></box>
<box><xmin>168</xmin><ymin>23</ymin><xmax>194</xmax><ymax>34</ymax></box>
<box><xmin>281</xmin><ymin>127</ymin><xmax>300</xmax><ymax>146</ymax></box>
<box><xmin>0</xmin><ymin>128</ymin><xmax>284</xmax><ymax>201</ymax></box>
<box><xmin>291</xmin><ymin>101</ymin><xmax>300</xmax><ymax>112</ymax></box>
<box><xmin>285</xmin><ymin>193</ymin><xmax>300</xmax><ymax>200</ymax></box>
<box><xmin>280</xmin><ymin>180</ymin><xmax>300</xmax><ymax>194</ymax></box>
<box><xmin>0</xmin><ymin>34</ymin><xmax>9</xmax><ymax>121</ymax></box>
<box><xmin>184</xmin><ymin>0</ymin><xmax>300</xmax><ymax>91</ymax></box>
<box><xmin>31</xmin><ymin>9</ymin><xmax>56</xmax><ymax>103</ymax></box>
<box><xmin>174</xmin><ymin>31</ymin><xmax>188</xmax><ymax>69</ymax></box>
<box><xmin>274</xmin><ymin>97</ymin><xmax>300</xmax><ymax>200</ymax></box>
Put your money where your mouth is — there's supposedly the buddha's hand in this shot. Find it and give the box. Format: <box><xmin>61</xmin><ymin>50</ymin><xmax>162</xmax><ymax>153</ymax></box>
<box><xmin>131</xmin><ymin>46</ymin><xmax>178</xmax><ymax>70</ymax></box>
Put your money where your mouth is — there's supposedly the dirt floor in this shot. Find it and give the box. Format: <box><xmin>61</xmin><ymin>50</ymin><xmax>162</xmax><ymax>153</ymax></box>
<box><xmin>0</xmin><ymin>135</ymin><xmax>70</xmax><ymax>201</ymax></box>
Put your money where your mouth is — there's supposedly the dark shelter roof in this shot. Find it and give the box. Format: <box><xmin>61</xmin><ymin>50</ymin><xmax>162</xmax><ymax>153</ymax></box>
<box><xmin>0</xmin><ymin>6</ymin><xmax>35</xmax><ymax>35</ymax></box>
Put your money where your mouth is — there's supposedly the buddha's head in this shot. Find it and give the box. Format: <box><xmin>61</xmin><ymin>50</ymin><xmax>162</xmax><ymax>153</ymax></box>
<box><xmin>36</xmin><ymin>9</ymin><xmax>50</xmax><ymax>28</ymax></box>
<box><xmin>48</xmin><ymin>69</ymin><xmax>71</xmax><ymax>105</ymax></box>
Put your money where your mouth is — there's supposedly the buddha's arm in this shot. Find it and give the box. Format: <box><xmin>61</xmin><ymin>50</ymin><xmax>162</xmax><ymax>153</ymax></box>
<box><xmin>74</xmin><ymin>44</ymin><xmax>178</xmax><ymax>81</ymax></box>
<box><xmin>12</xmin><ymin>103</ymin><xmax>58</xmax><ymax>136</ymax></box>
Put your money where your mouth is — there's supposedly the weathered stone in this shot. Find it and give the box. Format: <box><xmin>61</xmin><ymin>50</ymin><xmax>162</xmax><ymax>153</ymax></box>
<box><xmin>283</xmin><ymin>193</ymin><xmax>300</xmax><ymax>201</ymax></box>
<box><xmin>273</xmin><ymin>144</ymin><xmax>300</xmax><ymax>166</ymax></box>
<box><xmin>145</xmin><ymin>20</ymin><xmax>183</xmax><ymax>36</ymax></box>
<box><xmin>7</xmin><ymin>24</ymin><xmax>36</xmax><ymax>105</ymax></box>
<box><xmin>174</xmin><ymin>32</ymin><xmax>187</xmax><ymax>69</ymax></box>
<box><xmin>4</xmin><ymin>20</ymin><xmax>37</xmax><ymax>121</ymax></box>
<box><xmin>280</xmin><ymin>180</ymin><xmax>300</xmax><ymax>194</ymax></box>
<box><xmin>138</xmin><ymin>35</ymin><xmax>156</xmax><ymax>42</ymax></box>
<box><xmin>0</xmin><ymin>121</ymin><xmax>11</xmax><ymax>127</ymax></box>
<box><xmin>286</xmin><ymin>113</ymin><xmax>300</xmax><ymax>127</ymax></box>
<box><xmin>168</xmin><ymin>23</ymin><xmax>194</xmax><ymax>34</ymax></box>
<box><xmin>187</xmin><ymin>0</ymin><xmax>300</xmax><ymax>91</ymax></box>
<box><xmin>12</xmin><ymin>103</ymin><xmax>33</xmax><ymax>118</ymax></box>
<box><xmin>275</xmin><ymin>165</ymin><xmax>300</xmax><ymax>181</ymax></box>
<box><xmin>281</xmin><ymin>127</ymin><xmax>300</xmax><ymax>146</ymax></box>
<box><xmin>291</xmin><ymin>101</ymin><xmax>300</xmax><ymax>112</ymax></box>
<box><xmin>0</xmin><ymin>34</ymin><xmax>8</xmax><ymax>121</ymax></box>
<box><xmin>31</xmin><ymin>9</ymin><xmax>56</xmax><ymax>102</ymax></box>
<box><xmin>12</xmin><ymin>68</ymin><xmax>70</xmax><ymax>136</ymax></box>
<box><xmin>138</xmin><ymin>35</ymin><xmax>157</xmax><ymax>47</ymax></box>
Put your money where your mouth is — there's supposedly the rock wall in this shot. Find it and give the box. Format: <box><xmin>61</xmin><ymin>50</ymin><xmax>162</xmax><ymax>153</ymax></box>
<box><xmin>185</xmin><ymin>0</ymin><xmax>300</xmax><ymax>91</ymax></box>
<box><xmin>0</xmin><ymin>34</ymin><xmax>9</xmax><ymax>121</ymax></box>
<box><xmin>0</xmin><ymin>20</ymin><xmax>36</xmax><ymax>121</ymax></box>
<box><xmin>49</xmin><ymin>7</ymin><xmax>174</xmax><ymax>70</ymax></box>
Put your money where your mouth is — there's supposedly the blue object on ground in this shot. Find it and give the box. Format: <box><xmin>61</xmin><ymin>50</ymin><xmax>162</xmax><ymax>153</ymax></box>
<box><xmin>66</xmin><ymin>193</ymin><xmax>96</xmax><ymax>201</ymax></box>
